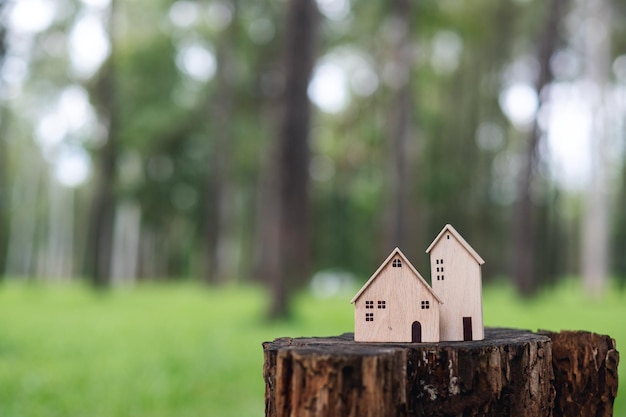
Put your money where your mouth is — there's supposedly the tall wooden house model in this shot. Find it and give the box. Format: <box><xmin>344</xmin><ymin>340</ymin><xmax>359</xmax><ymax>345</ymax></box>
<box><xmin>351</xmin><ymin>224</ymin><xmax>484</xmax><ymax>343</ymax></box>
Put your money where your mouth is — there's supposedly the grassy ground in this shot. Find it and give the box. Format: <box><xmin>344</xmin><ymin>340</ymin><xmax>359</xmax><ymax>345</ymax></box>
<box><xmin>0</xmin><ymin>280</ymin><xmax>623</xmax><ymax>417</ymax></box>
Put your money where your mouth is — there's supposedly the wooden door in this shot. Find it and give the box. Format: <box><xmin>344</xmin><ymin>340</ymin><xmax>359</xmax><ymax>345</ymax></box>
<box><xmin>463</xmin><ymin>317</ymin><xmax>473</xmax><ymax>341</ymax></box>
<box><xmin>412</xmin><ymin>321</ymin><xmax>422</xmax><ymax>343</ymax></box>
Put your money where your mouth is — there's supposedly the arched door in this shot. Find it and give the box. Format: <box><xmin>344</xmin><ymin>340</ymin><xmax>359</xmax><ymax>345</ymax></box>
<box><xmin>411</xmin><ymin>321</ymin><xmax>422</xmax><ymax>343</ymax></box>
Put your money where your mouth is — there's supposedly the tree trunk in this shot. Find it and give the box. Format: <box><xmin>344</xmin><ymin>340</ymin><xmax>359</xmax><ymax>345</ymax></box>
<box><xmin>512</xmin><ymin>0</ymin><xmax>566</xmax><ymax>296</ymax></box>
<box><xmin>581</xmin><ymin>0</ymin><xmax>612</xmax><ymax>297</ymax></box>
<box><xmin>41</xmin><ymin>177</ymin><xmax>74</xmax><ymax>280</ymax></box>
<box><xmin>263</xmin><ymin>328</ymin><xmax>619</xmax><ymax>417</ymax></box>
<box><xmin>0</xmin><ymin>2</ymin><xmax>8</xmax><ymax>279</ymax></box>
<box><xmin>86</xmin><ymin>0</ymin><xmax>119</xmax><ymax>287</ymax></box>
<box><xmin>269</xmin><ymin>0</ymin><xmax>318</xmax><ymax>318</ymax></box>
<box><xmin>385</xmin><ymin>0</ymin><xmax>414</xmax><ymax>250</ymax></box>
<box><xmin>0</xmin><ymin>107</ymin><xmax>8</xmax><ymax>280</ymax></box>
<box><xmin>111</xmin><ymin>201</ymin><xmax>140</xmax><ymax>284</ymax></box>
<box><xmin>205</xmin><ymin>0</ymin><xmax>238</xmax><ymax>285</ymax></box>
<box><xmin>87</xmin><ymin>101</ymin><xmax>117</xmax><ymax>287</ymax></box>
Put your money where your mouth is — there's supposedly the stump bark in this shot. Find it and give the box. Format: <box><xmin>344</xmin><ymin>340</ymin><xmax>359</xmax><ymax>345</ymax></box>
<box><xmin>539</xmin><ymin>330</ymin><xmax>619</xmax><ymax>417</ymax></box>
<box><xmin>262</xmin><ymin>328</ymin><xmax>619</xmax><ymax>417</ymax></box>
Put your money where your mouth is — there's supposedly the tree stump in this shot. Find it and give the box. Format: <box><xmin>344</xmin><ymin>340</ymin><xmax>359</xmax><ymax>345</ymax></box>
<box><xmin>539</xmin><ymin>330</ymin><xmax>619</xmax><ymax>417</ymax></box>
<box><xmin>262</xmin><ymin>328</ymin><xmax>619</xmax><ymax>417</ymax></box>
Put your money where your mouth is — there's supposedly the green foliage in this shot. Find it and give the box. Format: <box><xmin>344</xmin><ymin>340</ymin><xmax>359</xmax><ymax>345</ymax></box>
<box><xmin>0</xmin><ymin>282</ymin><xmax>624</xmax><ymax>416</ymax></box>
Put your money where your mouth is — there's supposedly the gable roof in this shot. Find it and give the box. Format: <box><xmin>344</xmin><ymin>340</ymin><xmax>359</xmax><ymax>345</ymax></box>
<box><xmin>350</xmin><ymin>247</ymin><xmax>443</xmax><ymax>304</ymax></box>
<box><xmin>425</xmin><ymin>224</ymin><xmax>485</xmax><ymax>265</ymax></box>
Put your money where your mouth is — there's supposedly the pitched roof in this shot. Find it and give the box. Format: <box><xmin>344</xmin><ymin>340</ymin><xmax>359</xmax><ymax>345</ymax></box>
<box><xmin>425</xmin><ymin>224</ymin><xmax>485</xmax><ymax>265</ymax></box>
<box><xmin>350</xmin><ymin>247</ymin><xmax>443</xmax><ymax>304</ymax></box>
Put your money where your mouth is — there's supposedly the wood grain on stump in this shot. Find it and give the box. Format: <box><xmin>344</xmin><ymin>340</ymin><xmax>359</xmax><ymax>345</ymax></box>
<box><xmin>262</xmin><ymin>328</ymin><xmax>619</xmax><ymax>417</ymax></box>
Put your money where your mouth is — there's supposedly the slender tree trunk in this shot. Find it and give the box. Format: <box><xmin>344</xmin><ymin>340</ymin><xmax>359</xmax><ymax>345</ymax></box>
<box><xmin>0</xmin><ymin>117</ymin><xmax>7</xmax><ymax>279</ymax></box>
<box><xmin>581</xmin><ymin>0</ymin><xmax>612</xmax><ymax>296</ymax></box>
<box><xmin>6</xmin><ymin>155</ymin><xmax>42</xmax><ymax>277</ymax></box>
<box><xmin>205</xmin><ymin>1</ymin><xmax>238</xmax><ymax>285</ymax></box>
<box><xmin>111</xmin><ymin>201</ymin><xmax>140</xmax><ymax>284</ymax></box>
<box><xmin>612</xmin><ymin>163</ymin><xmax>626</xmax><ymax>280</ymax></box>
<box><xmin>86</xmin><ymin>0</ymin><xmax>118</xmax><ymax>287</ymax></box>
<box><xmin>512</xmin><ymin>0</ymin><xmax>566</xmax><ymax>296</ymax></box>
<box><xmin>269</xmin><ymin>0</ymin><xmax>318</xmax><ymax>318</ymax></box>
<box><xmin>41</xmin><ymin>178</ymin><xmax>74</xmax><ymax>280</ymax></box>
<box><xmin>252</xmin><ymin>146</ymin><xmax>280</xmax><ymax>284</ymax></box>
<box><xmin>385</xmin><ymin>0</ymin><xmax>413</xmax><ymax>250</ymax></box>
<box><xmin>88</xmin><ymin>117</ymin><xmax>117</xmax><ymax>287</ymax></box>
<box><xmin>0</xmin><ymin>0</ymin><xmax>8</xmax><ymax>279</ymax></box>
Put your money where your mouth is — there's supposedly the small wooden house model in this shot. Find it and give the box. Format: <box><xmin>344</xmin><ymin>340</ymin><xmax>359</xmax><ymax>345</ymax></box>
<box><xmin>350</xmin><ymin>248</ymin><xmax>442</xmax><ymax>343</ymax></box>
<box><xmin>352</xmin><ymin>224</ymin><xmax>484</xmax><ymax>343</ymax></box>
<box><xmin>427</xmin><ymin>224</ymin><xmax>484</xmax><ymax>342</ymax></box>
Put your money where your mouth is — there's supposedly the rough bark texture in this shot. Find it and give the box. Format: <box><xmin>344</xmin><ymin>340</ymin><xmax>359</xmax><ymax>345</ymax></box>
<box><xmin>540</xmin><ymin>330</ymin><xmax>619</xmax><ymax>417</ymax></box>
<box><xmin>263</xmin><ymin>328</ymin><xmax>560</xmax><ymax>417</ymax></box>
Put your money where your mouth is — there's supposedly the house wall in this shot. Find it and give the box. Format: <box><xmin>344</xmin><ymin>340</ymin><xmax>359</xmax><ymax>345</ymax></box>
<box><xmin>354</xmin><ymin>258</ymin><xmax>439</xmax><ymax>342</ymax></box>
<box><xmin>430</xmin><ymin>233</ymin><xmax>484</xmax><ymax>341</ymax></box>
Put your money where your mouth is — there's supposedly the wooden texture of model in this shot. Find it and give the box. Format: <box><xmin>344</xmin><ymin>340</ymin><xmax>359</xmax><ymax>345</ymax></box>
<box><xmin>427</xmin><ymin>224</ymin><xmax>484</xmax><ymax>342</ymax></box>
<box><xmin>350</xmin><ymin>248</ymin><xmax>442</xmax><ymax>342</ymax></box>
<box><xmin>352</xmin><ymin>224</ymin><xmax>484</xmax><ymax>343</ymax></box>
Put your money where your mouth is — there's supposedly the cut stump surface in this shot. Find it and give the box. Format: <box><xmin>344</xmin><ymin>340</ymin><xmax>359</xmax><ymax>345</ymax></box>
<box><xmin>263</xmin><ymin>327</ymin><xmax>618</xmax><ymax>417</ymax></box>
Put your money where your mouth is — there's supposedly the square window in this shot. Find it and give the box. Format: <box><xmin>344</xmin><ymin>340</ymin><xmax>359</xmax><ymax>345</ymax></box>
<box><xmin>378</xmin><ymin>300</ymin><xmax>386</xmax><ymax>309</ymax></box>
<box><xmin>421</xmin><ymin>300</ymin><xmax>430</xmax><ymax>309</ymax></box>
<box><xmin>392</xmin><ymin>259</ymin><xmax>402</xmax><ymax>268</ymax></box>
<box><xmin>366</xmin><ymin>300</ymin><xmax>374</xmax><ymax>309</ymax></box>
<box><xmin>365</xmin><ymin>312</ymin><xmax>374</xmax><ymax>322</ymax></box>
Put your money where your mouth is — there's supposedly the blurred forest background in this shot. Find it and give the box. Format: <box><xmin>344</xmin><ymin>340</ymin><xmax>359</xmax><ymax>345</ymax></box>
<box><xmin>1</xmin><ymin>0</ymin><xmax>626</xmax><ymax>317</ymax></box>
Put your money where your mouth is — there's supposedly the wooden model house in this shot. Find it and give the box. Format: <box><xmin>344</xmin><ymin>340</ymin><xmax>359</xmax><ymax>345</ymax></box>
<box><xmin>426</xmin><ymin>224</ymin><xmax>484</xmax><ymax>342</ymax></box>
<box><xmin>352</xmin><ymin>224</ymin><xmax>484</xmax><ymax>343</ymax></box>
<box><xmin>350</xmin><ymin>248</ymin><xmax>442</xmax><ymax>343</ymax></box>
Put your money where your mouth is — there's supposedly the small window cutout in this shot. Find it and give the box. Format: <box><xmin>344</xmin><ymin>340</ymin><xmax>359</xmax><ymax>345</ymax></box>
<box><xmin>365</xmin><ymin>300</ymin><xmax>374</xmax><ymax>309</ymax></box>
<box><xmin>440</xmin><ymin>259</ymin><xmax>443</xmax><ymax>264</ymax></box>
<box><xmin>366</xmin><ymin>312</ymin><xmax>374</xmax><ymax>322</ymax></box>
<box><xmin>441</xmin><ymin>275</ymin><xmax>445</xmax><ymax>280</ymax></box>
<box><xmin>378</xmin><ymin>301</ymin><xmax>386</xmax><ymax>309</ymax></box>
<box><xmin>421</xmin><ymin>300</ymin><xmax>430</xmax><ymax>309</ymax></box>
<box><xmin>436</xmin><ymin>267</ymin><xmax>440</xmax><ymax>272</ymax></box>
<box><xmin>392</xmin><ymin>259</ymin><xmax>402</xmax><ymax>268</ymax></box>
<box><xmin>447</xmin><ymin>234</ymin><xmax>450</xmax><ymax>239</ymax></box>
<box><xmin>441</xmin><ymin>267</ymin><xmax>444</xmax><ymax>273</ymax></box>
<box><xmin>436</xmin><ymin>259</ymin><xmax>439</xmax><ymax>264</ymax></box>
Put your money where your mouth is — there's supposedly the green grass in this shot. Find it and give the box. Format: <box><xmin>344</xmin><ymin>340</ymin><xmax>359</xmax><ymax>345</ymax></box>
<box><xmin>0</xmin><ymin>280</ymin><xmax>623</xmax><ymax>416</ymax></box>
